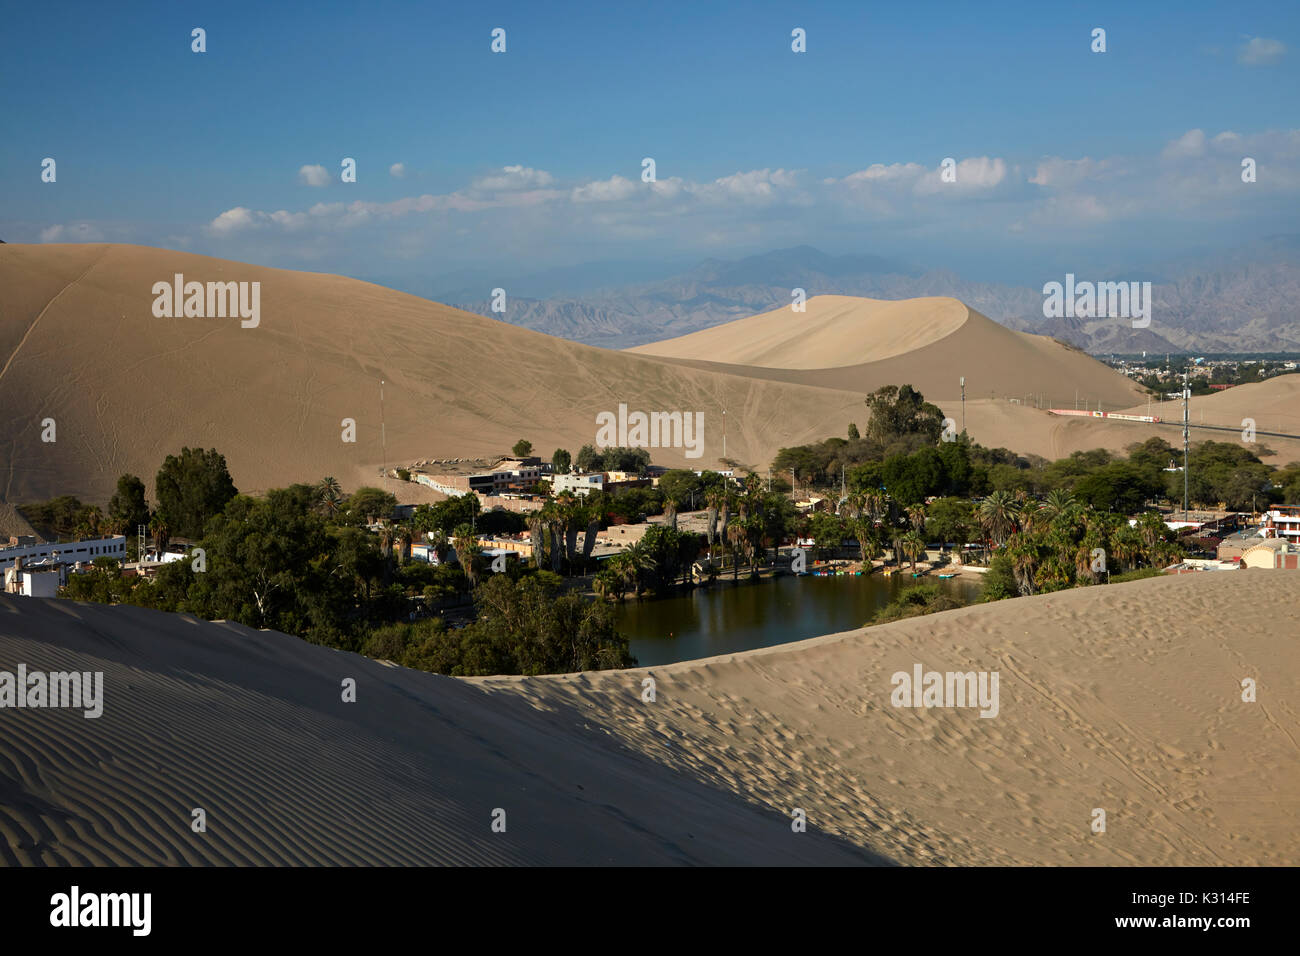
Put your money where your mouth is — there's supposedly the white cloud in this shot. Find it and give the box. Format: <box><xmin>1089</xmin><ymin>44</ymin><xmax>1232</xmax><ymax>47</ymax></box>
<box><xmin>472</xmin><ymin>165</ymin><xmax>555</xmax><ymax>191</ymax></box>
<box><xmin>688</xmin><ymin>168</ymin><xmax>799</xmax><ymax>203</ymax></box>
<box><xmin>208</xmin><ymin>207</ymin><xmax>260</xmax><ymax>235</ymax></box>
<box><xmin>571</xmin><ymin>175</ymin><xmax>639</xmax><ymax>203</ymax></box>
<box><xmin>913</xmin><ymin>156</ymin><xmax>1007</xmax><ymax>194</ymax></box>
<box><xmin>39</xmin><ymin>223</ymin><xmax>104</xmax><ymax>242</ymax></box>
<box><xmin>838</xmin><ymin>162</ymin><xmax>926</xmax><ymax>185</ymax></box>
<box><xmin>200</xmin><ymin>134</ymin><xmax>1300</xmax><ymax>260</ymax></box>
<box><xmin>1162</xmin><ymin>129</ymin><xmax>1206</xmax><ymax>159</ymax></box>
<box><xmin>1030</xmin><ymin>156</ymin><xmax>1110</xmax><ymax>187</ymax></box>
<box><xmin>298</xmin><ymin>164</ymin><xmax>330</xmax><ymax>187</ymax></box>
<box><xmin>1238</xmin><ymin>36</ymin><xmax>1286</xmax><ymax>66</ymax></box>
<box><xmin>389</xmin><ymin>162</ymin><xmax>406</xmax><ymax>178</ymax></box>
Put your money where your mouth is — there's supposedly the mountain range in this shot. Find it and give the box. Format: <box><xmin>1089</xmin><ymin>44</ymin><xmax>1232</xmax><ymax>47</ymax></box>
<box><xmin>427</xmin><ymin>241</ymin><xmax>1300</xmax><ymax>355</ymax></box>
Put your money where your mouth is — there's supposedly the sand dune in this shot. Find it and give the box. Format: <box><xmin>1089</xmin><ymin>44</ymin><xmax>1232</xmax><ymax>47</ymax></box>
<box><xmin>631</xmin><ymin>295</ymin><xmax>1147</xmax><ymax>407</ymax></box>
<box><xmin>4</xmin><ymin>245</ymin><xmax>1283</xmax><ymax>509</ymax></box>
<box><xmin>957</xmin><ymin>377</ymin><xmax>1300</xmax><ymax>464</ymax></box>
<box><xmin>0</xmin><ymin>244</ymin><xmax>867</xmax><ymax>502</ymax></box>
<box><xmin>628</xmin><ymin>295</ymin><xmax>971</xmax><ymax>368</ymax></box>
<box><xmin>0</xmin><ymin>595</ymin><xmax>877</xmax><ymax>865</ymax></box>
<box><xmin>3</xmin><ymin>569</ymin><xmax>1295</xmax><ymax>865</ymax></box>
<box><xmin>481</xmin><ymin>570</ymin><xmax>1300</xmax><ymax>866</ymax></box>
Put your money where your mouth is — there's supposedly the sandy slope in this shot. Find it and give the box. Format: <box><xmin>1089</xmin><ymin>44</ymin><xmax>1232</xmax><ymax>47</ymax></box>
<box><xmin>481</xmin><ymin>570</ymin><xmax>1299</xmax><ymax>866</ymax></box>
<box><xmin>0</xmin><ymin>595</ymin><xmax>877</xmax><ymax>866</ymax></box>
<box><xmin>630</xmin><ymin>295</ymin><xmax>1148</xmax><ymax>407</ymax></box>
<box><xmin>2</xmin><ymin>248</ymin><xmax>1164</xmax><ymax>505</ymax></box>
<box><xmin>2</xmin><ymin>571</ymin><xmax>1295</xmax><ymax>866</ymax></box>
<box><xmin>628</xmin><ymin>295</ymin><xmax>970</xmax><ymax>368</ymax></box>
<box><xmin>955</xmin><ymin>377</ymin><xmax>1300</xmax><ymax>465</ymax></box>
<box><xmin>0</xmin><ymin>244</ymin><xmax>866</xmax><ymax>503</ymax></box>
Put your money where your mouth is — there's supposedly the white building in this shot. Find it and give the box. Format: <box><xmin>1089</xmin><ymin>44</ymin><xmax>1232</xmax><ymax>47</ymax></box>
<box><xmin>0</xmin><ymin>535</ymin><xmax>127</xmax><ymax>573</ymax></box>
<box><xmin>551</xmin><ymin>473</ymin><xmax>605</xmax><ymax>497</ymax></box>
<box><xmin>21</xmin><ymin>567</ymin><xmax>61</xmax><ymax>597</ymax></box>
<box><xmin>4</xmin><ymin>560</ymin><xmax>65</xmax><ymax>597</ymax></box>
<box><xmin>1262</xmin><ymin>506</ymin><xmax>1300</xmax><ymax>545</ymax></box>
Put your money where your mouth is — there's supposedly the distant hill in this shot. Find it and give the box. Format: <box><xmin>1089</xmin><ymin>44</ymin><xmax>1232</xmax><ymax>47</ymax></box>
<box><xmin>0</xmin><ymin>244</ymin><xmax>874</xmax><ymax>502</ymax></box>
<box><xmin>450</xmin><ymin>241</ymin><xmax>1300</xmax><ymax>354</ymax></box>
<box><xmin>631</xmin><ymin>295</ymin><xmax>1147</xmax><ymax>409</ymax></box>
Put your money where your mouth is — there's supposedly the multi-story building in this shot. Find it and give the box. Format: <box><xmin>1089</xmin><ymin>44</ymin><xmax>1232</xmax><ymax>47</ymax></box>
<box><xmin>551</xmin><ymin>473</ymin><xmax>604</xmax><ymax>497</ymax></box>
<box><xmin>1262</xmin><ymin>506</ymin><xmax>1300</xmax><ymax>545</ymax></box>
<box><xmin>0</xmin><ymin>535</ymin><xmax>127</xmax><ymax>573</ymax></box>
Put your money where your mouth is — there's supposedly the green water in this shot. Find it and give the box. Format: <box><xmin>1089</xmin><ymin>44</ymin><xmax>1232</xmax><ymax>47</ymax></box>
<box><xmin>617</xmin><ymin>573</ymin><xmax>983</xmax><ymax>666</ymax></box>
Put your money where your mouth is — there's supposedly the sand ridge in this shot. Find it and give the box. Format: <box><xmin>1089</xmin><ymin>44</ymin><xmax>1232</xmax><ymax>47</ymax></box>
<box><xmin>478</xmin><ymin>570</ymin><xmax>1300</xmax><ymax>866</ymax></box>
<box><xmin>1</xmin><ymin>570</ymin><xmax>1295</xmax><ymax>865</ymax></box>
<box><xmin>0</xmin><ymin>595</ymin><xmax>878</xmax><ymax>866</ymax></box>
<box><xmin>2</xmin><ymin>244</ymin><xmax>1171</xmax><ymax>504</ymax></box>
<box><xmin>628</xmin><ymin>295</ymin><xmax>972</xmax><ymax>368</ymax></box>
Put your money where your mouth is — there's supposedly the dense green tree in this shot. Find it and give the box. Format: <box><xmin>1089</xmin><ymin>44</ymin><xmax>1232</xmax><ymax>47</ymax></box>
<box><xmin>512</xmin><ymin>439</ymin><xmax>533</xmax><ymax>458</ymax></box>
<box><xmin>864</xmin><ymin>384</ymin><xmax>945</xmax><ymax>446</ymax></box>
<box><xmin>575</xmin><ymin>443</ymin><xmax>601</xmax><ymax>472</ymax></box>
<box><xmin>107</xmin><ymin>474</ymin><xmax>150</xmax><ymax>535</ymax></box>
<box><xmin>181</xmin><ymin>487</ymin><xmax>342</xmax><ymax>635</ymax></box>
<box><xmin>346</xmin><ymin>487</ymin><xmax>399</xmax><ymax>524</ymax></box>
<box><xmin>656</xmin><ymin>469</ymin><xmax>705</xmax><ymax>509</ymax></box>
<box><xmin>458</xmin><ymin>573</ymin><xmax>635</xmax><ymax>675</ymax></box>
<box><xmin>154</xmin><ymin>447</ymin><xmax>238</xmax><ymax>539</ymax></box>
<box><xmin>412</xmin><ymin>494</ymin><xmax>480</xmax><ymax>535</ymax></box>
<box><xmin>19</xmin><ymin>495</ymin><xmax>87</xmax><ymax>538</ymax></box>
<box><xmin>1074</xmin><ymin>463</ymin><xmax>1160</xmax><ymax>513</ymax></box>
<box><xmin>926</xmin><ymin>497</ymin><xmax>975</xmax><ymax>552</ymax></box>
<box><xmin>551</xmin><ymin>448</ymin><xmax>572</xmax><ymax>474</ymax></box>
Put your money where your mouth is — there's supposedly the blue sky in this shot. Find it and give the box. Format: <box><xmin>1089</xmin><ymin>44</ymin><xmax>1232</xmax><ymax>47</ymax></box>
<box><xmin>3</xmin><ymin>0</ymin><xmax>1298</xmax><ymax>285</ymax></box>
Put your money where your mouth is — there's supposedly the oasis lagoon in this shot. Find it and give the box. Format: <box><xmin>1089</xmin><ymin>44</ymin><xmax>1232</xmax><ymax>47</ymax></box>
<box><xmin>618</xmin><ymin>572</ymin><xmax>983</xmax><ymax>666</ymax></box>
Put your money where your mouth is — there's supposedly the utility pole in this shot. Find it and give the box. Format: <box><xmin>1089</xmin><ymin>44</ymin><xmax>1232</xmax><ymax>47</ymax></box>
<box><xmin>380</xmin><ymin>379</ymin><xmax>387</xmax><ymax>479</ymax></box>
<box><xmin>960</xmin><ymin>376</ymin><xmax>966</xmax><ymax>433</ymax></box>
<box><xmin>1182</xmin><ymin>371</ymin><xmax>1190</xmax><ymax>520</ymax></box>
<box><xmin>721</xmin><ymin>408</ymin><xmax>726</xmax><ymax>461</ymax></box>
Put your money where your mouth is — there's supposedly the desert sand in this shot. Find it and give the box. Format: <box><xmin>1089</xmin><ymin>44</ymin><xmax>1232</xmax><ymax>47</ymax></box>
<box><xmin>0</xmin><ymin>244</ymin><xmax>865</xmax><ymax>503</ymax></box>
<box><xmin>956</xmin><ymin>377</ymin><xmax>1300</xmax><ymax>464</ymax></box>
<box><xmin>1</xmin><ymin>246</ymin><xmax>1197</xmax><ymax>507</ymax></box>
<box><xmin>630</xmin><ymin>294</ymin><xmax>1149</xmax><ymax>408</ymax></box>
<box><xmin>628</xmin><ymin>295</ymin><xmax>972</xmax><ymax>368</ymax></box>
<box><xmin>2</xmin><ymin>570</ymin><xmax>1295</xmax><ymax>865</ymax></box>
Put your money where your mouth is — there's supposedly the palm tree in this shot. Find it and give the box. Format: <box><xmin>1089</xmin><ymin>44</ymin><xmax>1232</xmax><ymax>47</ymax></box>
<box><xmin>395</xmin><ymin>524</ymin><xmax>413</xmax><ymax>565</ymax></box>
<box><xmin>526</xmin><ymin>511</ymin><xmax>546</xmax><ymax>569</ymax></box>
<box><xmin>427</xmin><ymin>528</ymin><xmax>450</xmax><ymax>564</ymax></box>
<box><xmin>623</xmin><ymin>540</ymin><xmax>656</xmax><ymax>596</ymax></box>
<box><xmin>149</xmin><ymin>513</ymin><xmax>170</xmax><ymax>556</ymax></box>
<box><xmin>539</xmin><ymin>501</ymin><xmax>565</xmax><ymax>573</ymax></box>
<box><xmin>378</xmin><ymin>524</ymin><xmax>395</xmax><ymax>560</ymax></box>
<box><xmin>452</xmin><ymin>523</ymin><xmax>481</xmax><ymax>589</ymax></box>
<box><xmin>852</xmin><ymin>517</ymin><xmax>881</xmax><ymax>568</ymax></box>
<box><xmin>905</xmin><ymin>504</ymin><xmax>927</xmax><ymax>534</ymax></box>
<box><xmin>316</xmin><ymin>477</ymin><xmax>343</xmax><ymax>517</ymax></box>
<box><xmin>726</xmin><ymin>522</ymin><xmax>746</xmax><ymax>580</ymax></box>
<box><xmin>900</xmin><ymin>530</ymin><xmax>926</xmax><ymax>571</ymax></box>
<box><xmin>978</xmin><ymin>491</ymin><xmax>1018</xmax><ymax>548</ymax></box>
<box><xmin>1134</xmin><ymin>511</ymin><xmax>1168</xmax><ymax>565</ymax></box>
<box><xmin>1005</xmin><ymin>533</ymin><xmax>1040</xmax><ymax>595</ymax></box>
<box><xmin>1041</xmin><ymin>488</ymin><xmax>1076</xmax><ymax>523</ymax></box>
<box><xmin>664</xmin><ymin>497</ymin><xmax>679</xmax><ymax>532</ymax></box>
<box><xmin>704</xmin><ymin>488</ymin><xmax>724</xmax><ymax>559</ymax></box>
<box><xmin>581</xmin><ymin>504</ymin><xmax>601</xmax><ymax>566</ymax></box>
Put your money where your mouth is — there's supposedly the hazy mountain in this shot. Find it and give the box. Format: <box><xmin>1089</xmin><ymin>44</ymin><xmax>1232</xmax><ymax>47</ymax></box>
<box><xmin>445</xmin><ymin>241</ymin><xmax>1300</xmax><ymax>354</ymax></box>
